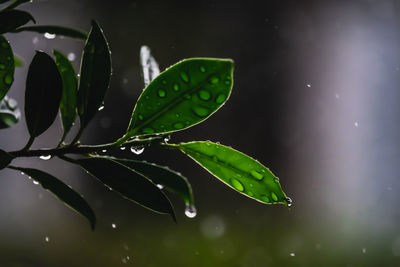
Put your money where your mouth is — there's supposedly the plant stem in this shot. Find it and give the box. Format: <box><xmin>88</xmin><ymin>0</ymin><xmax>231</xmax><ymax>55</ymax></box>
<box><xmin>21</xmin><ymin>136</ymin><xmax>35</xmax><ymax>151</ymax></box>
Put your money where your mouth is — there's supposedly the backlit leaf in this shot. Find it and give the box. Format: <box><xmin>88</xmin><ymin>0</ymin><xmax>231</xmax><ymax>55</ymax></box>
<box><xmin>0</xmin><ymin>35</ymin><xmax>14</xmax><ymax>101</ymax></box>
<box><xmin>0</xmin><ymin>149</ymin><xmax>13</xmax><ymax>170</ymax></box>
<box><xmin>0</xmin><ymin>9</ymin><xmax>35</xmax><ymax>34</ymax></box>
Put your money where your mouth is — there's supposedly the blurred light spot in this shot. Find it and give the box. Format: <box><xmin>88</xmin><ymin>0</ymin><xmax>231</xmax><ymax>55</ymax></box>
<box><xmin>111</xmin><ymin>223</ymin><xmax>116</xmax><ymax>229</ymax></box>
<box><xmin>32</xmin><ymin>36</ymin><xmax>39</xmax><ymax>44</ymax></box>
<box><xmin>354</xmin><ymin>122</ymin><xmax>359</xmax><ymax>127</ymax></box>
<box><xmin>67</xmin><ymin>52</ymin><xmax>76</xmax><ymax>61</ymax></box>
<box><xmin>306</xmin><ymin>83</ymin><xmax>311</xmax><ymax>88</ymax></box>
<box><xmin>45</xmin><ymin>236</ymin><xmax>50</xmax><ymax>242</ymax></box>
<box><xmin>44</xmin><ymin>32</ymin><xmax>56</xmax><ymax>39</ymax></box>
<box><xmin>362</xmin><ymin>247</ymin><xmax>367</xmax><ymax>254</ymax></box>
<box><xmin>290</xmin><ymin>252</ymin><xmax>295</xmax><ymax>257</ymax></box>
<box><xmin>335</xmin><ymin>93</ymin><xmax>340</xmax><ymax>99</ymax></box>
<box><xmin>200</xmin><ymin>215</ymin><xmax>225</xmax><ymax>239</ymax></box>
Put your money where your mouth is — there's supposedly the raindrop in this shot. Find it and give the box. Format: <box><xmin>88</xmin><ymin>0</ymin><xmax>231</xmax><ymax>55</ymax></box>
<box><xmin>200</xmin><ymin>66</ymin><xmax>206</xmax><ymax>73</ymax></box>
<box><xmin>173</xmin><ymin>83</ymin><xmax>180</xmax><ymax>91</ymax></box>
<box><xmin>101</xmin><ymin>149</ymin><xmax>107</xmax><ymax>153</ymax></box>
<box><xmin>362</xmin><ymin>248</ymin><xmax>367</xmax><ymax>254</ymax></box>
<box><xmin>44</xmin><ymin>32</ymin><xmax>56</xmax><ymax>39</ymax></box>
<box><xmin>285</xmin><ymin>197</ymin><xmax>293</xmax><ymax>207</ymax></box>
<box><xmin>98</xmin><ymin>105</ymin><xmax>104</xmax><ymax>111</ymax></box>
<box><xmin>111</xmin><ymin>223</ymin><xmax>116</xmax><ymax>229</ymax></box>
<box><xmin>209</xmin><ymin>75</ymin><xmax>219</xmax><ymax>84</ymax></box>
<box><xmin>261</xmin><ymin>194</ymin><xmax>270</xmax><ymax>203</ymax></box>
<box><xmin>45</xmin><ymin>236</ymin><xmax>50</xmax><ymax>242</ymax></box>
<box><xmin>138</xmin><ymin>114</ymin><xmax>144</xmax><ymax>120</ymax></box>
<box><xmin>290</xmin><ymin>252</ymin><xmax>295</xmax><ymax>257</ymax></box>
<box><xmin>67</xmin><ymin>52</ymin><xmax>76</xmax><ymax>61</ymax></box>
<box><xmin>130</xmin><ymin>146</ymin><xmax>144</xmax><ymax>155</ymax></box>
<box><xmin>156</xmin><ymin>184</ymin><xmax>164</xmax><ymax>189</ymax></box>
<box><xmin>120</xmin><ymin>147</ymin><xmax>126</xmax><ymax>151</ymax></box>
<box><xmin>231</xmin><ymin>178</ymin><xmax>244</xmax><ymax>192</ymax></box>
<box><xmin>198</xmin><ymin>90</ymin><xmax>211</xmax><ymax>101</ymax></box>
<box><xmin>270</xmin><ymin>192</ymin><xmax>278</xmax><ymax>201</ymax></box>
<box><xmin>250</xmin><ymin>170</ymin><xmax>263</xmax><ymax>180</ymax></box>
<box><xmin>142</xmin><ymin>128</ymin><xmax>154</xmax><ymax>134</ymax></box>
<box><xmin>180</xmin><ymin>71</ymin><xmax>189</xmax><ymax>82</ymax></box>
<box><xmin>306</xmin><ymin>84</ymin><xmax>311</xmax><ymax>88</ymax></box>
<box><xmin>39</xmin><ymin>155</ymin><xmax>52</xmax><ymax>160</ymax></box>
<box><xmin>248</xmin><ymin>191</ymin><xmax>254</xmax><ymax>197</ymax></box>
<box><xmin>185</xmin><ymin>204</ymin><xmax>197</xmax><ymax>218</ymax></box>
<box><xmin>192</xmin><ymin>106</ymin><xmax>209</xmax><ymax>117</ymax></box>
<box><xmin>215</xmin><ymin>93</ymin><xmax>226</xmax><ymax>104</ymax></box>
<box><xmin>158</xmin><ymin>89</ymin><xmax>166</xmax><ymax>98</ymax></box>
<box><xmin>33</xmin><ymin>180</ymin><xmax>39</xmax><ymax>185</ymax></box>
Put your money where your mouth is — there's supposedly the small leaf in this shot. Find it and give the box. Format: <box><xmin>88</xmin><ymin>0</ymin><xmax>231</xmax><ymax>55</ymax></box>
<box><xmin>10</xmin><ymin>166</ymin><xmax>96</xmax><ymax>229</ymax></box>
<box><xmin>0</xmin><ymin>95</ymin><xmax>20</xmax><ymax>129</ymax></box>
<box><xmin>54</xmin><ymin>50</ymin><xmax>77</xmax><ymax>137</ymax></box>
<box><xmin>0</xmin><ymin>149</ymin><xmax>13</xmax><ymax>170</ymax></box>
<box><xmin>0</xmin><ymin>35</ymin><xmax>14</xmax><ymax>100</ymax></box>
<box><xmin>140</xmin><ymin>45</ymin><xmax>160</xmax><ymax>87</ymax></box>
<box><xmin>25</xmin><ymin>51</ymin><xmax>62</xmax><ymax>137</ymax></box>
<box><xmin>121</xmin><ymin>58</ymin><xmax>233</xmax><ymax>140</ymax></box>
<box><xmin>171</xmin><ymin>141</ymin><xmax>291</xmax><ymax>206</ymax></box>
<box><xmin>77</xmin><ymin>20</ymin><xmax>111</xmax><ymax>130</ymax></box>
<box><xmin>13</xmin><ymin>54</ymin><xmax>23</xmax><ymax>67</ymax></box>
<box><xmin>2</xmin><ymin>0</ymin><xmax>31</xmax><ymax>10</ymax></box>
<box><xmin>0</xmin><ymin>10</ymin><xmax>35</xmax><ymax>34</ymax></box>
<box><xmin>75</xmin><ymin>157</ymin><xmax>175</xmax><ymax>220</ymax></box>
<box><xmin>13</xmin><ymin>25</ymin><xmax>87</xmax><ymax>40</ymax></box>
<box><xmin>115</xmin><ymin>158</ymin><xmax>194</xmax><ymax>206</ymax></box>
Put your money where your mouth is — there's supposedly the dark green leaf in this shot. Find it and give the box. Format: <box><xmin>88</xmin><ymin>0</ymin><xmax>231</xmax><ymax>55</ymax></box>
<box><xmin>75</xmin><ymin>157</ymin><xmax>175</xmax><ymax>220</ymax></box>
<box><xmin>10</xmin><ymin>166</ymin><xmax>96</xmax><ymax>229</ymax></box>
<box><xmin>119</xmin><ymin>58</ymin><xmax>233</xmax><ymax>142</ymax></box>
<box><xmin>25</xmin><ymin>51</ymin><xmax>62</xmax><ymax>137</ymax></box>
<box><xmin>0</xmin><ymin>149</ymin><xmax>13</xmax><ymax>170</ymax></box>
<box><xmin>115</xmin><ymin>158</ymin><xmax>194</xmax><ymax>206</ymax></box>
<box><xmin>54</xmin><ymin>50</ymin><xmax>77</xmax><ymax>137</ymax></box>
<box><xmin>0</xmin><ymin>35</ymin><xmax>14</xmax><ymax>100</ymax></box>
<box><xmin>2</xmin><ymin>0</ymin><xmax>31</xmax><ymax>10</ymax></box>
<box><xmin>13</xmin><ymin>25</ymin><xmax>87</xmax><ymax>40</ymax></box>
<box><xmin>77</xmin><ymin>20</ymin><xmax>111</xmax><ymax>130</ymax></box>
<box><xmin>0</xmin><ymin>10</ymin><xmax>35</xmax><ymax>34</ymax></box>
<box><xmin>0</xmin><ymin>95</ymin><xmax>20</xmax><ymax>129</ymax></box>
<box><xmin>171</xmin><ymin>141</ymin><xmax>291</xmax><ymax>206</ymax></box>
<box><xmin>13</xmin><ymin>54</ymin><xmax>23</xmax><ymax>67</ymax></box>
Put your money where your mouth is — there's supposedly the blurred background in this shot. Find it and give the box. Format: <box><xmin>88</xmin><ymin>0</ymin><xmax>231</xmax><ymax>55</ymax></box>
<box><xmin>1</xmin><ymin>0</ymin><xmax>400</xmax><ymax>266</ymax></box>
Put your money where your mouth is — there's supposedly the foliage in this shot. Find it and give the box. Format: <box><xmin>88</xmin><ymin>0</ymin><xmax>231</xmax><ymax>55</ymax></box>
<box><xmin>0</xmin><ymin>0</ymin><xmax>291</xmax><ymax>230</ymax></box>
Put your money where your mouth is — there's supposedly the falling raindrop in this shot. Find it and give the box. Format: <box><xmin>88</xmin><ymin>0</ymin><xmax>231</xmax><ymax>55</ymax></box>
<box><xmin>39</xmin><ymin>155</ymin><xmax>52</xmax><ymax>160</ymax></box>
<box><xmin>33</xmin><ymin>180</ymin><xmax>39</xmax><ymax>185</ymax></box>
<box><xmin>44</xmin><ymin>32</ymin><xmax>56</xmax><ymax>39</ymax></box>
<box><xmin>184</xmin><ymin>204</ymin><xmax>197</xmax><ymax>218</ymax></box>
<box><xmin>130</xmin><ymin>146</ymin><xmax>144</xmax><ymax>155</ymax></box>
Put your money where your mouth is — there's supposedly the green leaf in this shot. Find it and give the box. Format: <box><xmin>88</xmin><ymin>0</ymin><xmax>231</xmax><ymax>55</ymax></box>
<box><xmin>25</xmin><ymin>51</ymin><xmax>62</xmax><ymax>137</ymax></box>
<box><xmin>77</xmin><ymin>20</ymin><xmax>111</xmax><ymax>130</ymax></box>
<box><xmin>75</xmin><ymin>157</ymin><xmax>176</xmax><ymax>220</ymax></box>
<box><xmin>2</xmin><ymin>0</ymin><xmax>31</xmax><ymax>11</ymax></box>
<box><xmin>0</xmin><ymin>10</ymin><xmax>35</xmax><ymax>34</ymax></box>
<box><xmin>114</xmin><ymin>158</ymin><xmax>194</xmax><ymax>206</ymax></box>
<box><xmin>0</xmin><ymin>35</ymin><xmax>14</xmax><ymax>101</ymax></box>
<box><xmin>13</xmin><ymin>54</ymin><xmax>23</xmax><ymax>67</ymax></box>
<box><xmin>0</xmin><ymin>95</ymin><xmax>20</xmax><ymax>129</ymax></box>
<box><xmin>54</xmin><ymin>50</ymin><xmax>77</xmax><ymax>138</ymax></box>
<box><xmin>13</xmin><ymin>25</ymin><xmax>87</xmax><ymax>40</ymax></box>
<box><xmin>120</xmin><ymin>58</ymin><xmax>233</xmax><ymax>141</ymax></box>
<box><xmin>10</xmin><ymin>166</ymin><xmax>96</xmax><ymax>229</ymax></box>
<box><xmin>171</xmin><ymin>141</ymin><xmax>291</xmax><ymax>206</ymax></box>
<box><xmin>0</xmin><ymin>149</ymin><xmax>13</xmax><ymax>170</ymax></box>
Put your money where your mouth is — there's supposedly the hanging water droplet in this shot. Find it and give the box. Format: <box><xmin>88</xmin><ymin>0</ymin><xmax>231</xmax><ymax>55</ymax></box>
<box><xmin>192</xmin><ymin>106</ymin><xmax>209</xmax><ymax>117</ymax></box>
<box><xmin>67</xmin><ymin>52</ymin><xmax>76</xmax><ymax>61</ymax></box>
<box><xmin>98</xmin><ymin>105</ymin><xmax>104</xmax><ymax>111</ymax></box>
<box><xmin>120</xmin><ymin>146</ymin><xmax>126</xmax><ymax>151</ymax></box>
<box><xmin>285</xmin><ymin>197</ymin><xmax>293</xmax><ymax>207</ymax></box>
<box><xmin>111</xmin><ymin>223</ymin><xmax>116</xmax><ymax>229</ymax></box>
<box><xmin>250</xmin><ymin>170</ymin><xmax>263</xmax><ymax>180</ymax></box>
<box><xmin>173</xmin><ymin>83</ymin><xmax>180</xmax><ymax>91</ymax></box>
<box><xmin>130</xmin><ymin>146</ymin><xmax>144</xmax><ymax>155</ymax></box>
<box><xmin>215</xmin><ymin>93</ymin><xmax>226</xmax><ymax>104</ymax></box>
<box><xmin>231</xmin><ymin>178</ymin><xmax>244</xmax><ymax>192</ymax></box>
<box><xmin>44</xmin><ymin>32</ymin><xmax>56</xmax><ymax>39</ymax></box>
<box><xmin>261</xmin><ymin>194</ymin><xmax>270</xmax><ymax>203</ymax></box>
<box><xmin>184</xmin><ymin>204</ymin><xmax>197</xmax><ymax>218</ymax></box>
<box><xmin>39</xmin><ymin>155</ymin><xmax>52</xmax><ymax>160</ymax></box>
<box><xmin>180</xmin><ymin>71</ymin><xmax>189</xmax><ymax>82</ymax></box>
<box><xmin>158</xmin><ymin>89</ymin><xmax>166</xmax><ymax>98</ymax></box>
<box><xmin>198</xmin><ymin>90</ymin><xmax>211</xmax><ymax>101</ymax></box>
<box><xmin>156</xmin><ymin>184</ymin><xmax>164</xmax><ymax>189</ymax></box>
<box><xmin>270</xmin><ymin>192</ymin><xmax>278</xmax><ymax>201</ymax></box>
<box><xmin>33</xmin><ymin>180</ymin><xmax>39</xmax><ymax>185</ymax></box>
<box><xmin>45</xmin><ymin>236</ymin><xmax>50</xmax><ymax>242</ymax></box>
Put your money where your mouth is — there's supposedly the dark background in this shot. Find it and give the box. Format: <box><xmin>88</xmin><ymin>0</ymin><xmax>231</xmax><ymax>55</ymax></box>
<box><xmin>1</xmin><ymin>0</ymin><xmax>400</xmax><ymax>266</ymax></box>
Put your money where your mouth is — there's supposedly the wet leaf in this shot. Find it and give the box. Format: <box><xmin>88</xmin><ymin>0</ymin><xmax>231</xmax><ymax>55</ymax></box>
<box><xmin>11</xmin><ymin>166</ymin><xmax>96</xmax><ymax>229</ymax></box>
<box><xmin>77</xmin><ymin>20</ymin><xmax>111</xmax><ymax>130</ymax></box>
<box><xmin>54</xmin><ymin>50</ymin><xmax>77</xmax><ymax>137</ymax></box>
<box><xmin>115</xmin><ymin>158</ymin><xmax>194</xmax><ymax>206</ymax></box>
<box><xmin>25</xmin><ymin>51</ymin><xmax>62</xmax><ymax>137</ymax></box>
<box><xmin>120</xmin><ymin>58</ymin><xmax>233</xmax><ymax>141</ymax></box>
<box><xmin>0</xmin><ymin>149</ymin><xmax>13</xmax><ymax>170</ymax></box>
<box><xmin>0</xmin><ymin>95</ymin><xmax>20</xmax><ymax>129</ymax></box>
<box><xmin>0</xmin><ymin>35</ymin><xmax>14</xmax><ymax>101</ymax></box>
<box><xmin>171</xmin><ymin>141</ymin><xmax>291</xmax><ymax>206</ymax></box>
<box><xmin>0</xmin><ymin>10</ymin><xmax>35</xmax><ymax>34</ymax></box>
<box><xmin>13</xmin><ymin>54</ymin><xmax>23</xmax><ymax>67</ymax></box>
<box><xmin>140</xmin><ymin>45</ymin><xmax>160</xmax><ymax>87</ymax></box>
<box><xmin>75</xmin><ymin>157</ymin><xmax>175</xmax><ymax>220</ymax></box>
<box><xmin>13</xmin><ymin>25</ymin><xmax>87</xmax><ymax>40</ymax></box>
<box><xmin>2</xmin><ymin>0</ymin><xmax>31</xmax><ymax>10</ymax></box>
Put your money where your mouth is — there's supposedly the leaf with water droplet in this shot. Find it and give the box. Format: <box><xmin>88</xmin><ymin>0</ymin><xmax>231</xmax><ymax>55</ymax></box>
<box><xmin>0</xmin><ymin>149</ymin><xmax>13</xmax><ymax>170</ymax></box>
<box><xmin>12</xmin><ymin>25</ymin><xmax>87</xmax><ymax>40</ymax></box>
<box><xmin>0</xmin><ymin>95</ymin><xmax>20</xmax><ymax>129</ymax></box>
<box><xmin>0</xmin><ymin>9</ymin><xmax>35</xmax><ymax>34</ymax></box>
<box><xmin>54</xmin><ymin>50</ymin><xmax>78</xmax><ymax>139</ymax></box>
<box><xmin>114</xmin><ymin>158</ymin><xmax>195</xmax><ymax>207</ymax></box>
<box><xmin>0</xmin><ymin>35</ymin><xmax>14</xmax><ymax>101</ymax></box>
<box><xmin>140</xmin><ymin>45</ymin><xmax>159</xmax><ymax>87</ymax></box>
<box><xmin>77</xmin><ymin>20</ymin><xmax>111</xmax><ymax>132</ymax></box>
<box><xmin>118</xmin><ymin>58</ymin><xmax>233</xmax><ymax>142</ymax></box>
<box><xmin>74</xmin><ymin>157</ymin><xmax>176</xmax><ymax>221</ymax></box>
<box><xmin>9</xmin><ymin>166</ymin><xmax>96</xmax><ymax>229</ymax></box>
<box><xmin>25</xmin><ymin>51</ymin><xmax>62</xmax><ymax>138</ymax></box>
<box><xmin>169</xmin><ymin>141</ymin><xmax>290</xmax><ymax>206</ymax></box>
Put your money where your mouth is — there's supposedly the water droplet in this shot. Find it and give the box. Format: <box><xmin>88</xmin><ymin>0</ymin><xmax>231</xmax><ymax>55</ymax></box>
<box><xmin>130</xmin><ymin>146</ymin><xmax>144</xmax><ymax>155</ymax></box>
<box><xmin>184</xmin><ymin>204</ymin><xmax>197</xmax><ymax>218</ymax></box>
<box><xmin>156</xmin><ymin>184</ymin><xmax>164</xmax><ymax>189</ymax></box>
<box><xmin>273</xmin><ymin>177</ymin><xmax>280</xmax><ymax>184</ymax></box>
<box><xmin>67</xmin><ymin>52</ymin><xmax>76</xmax><ymax>61</ymax></box>
<box><xmin>45</xmin><ymin>236</ymin><xmax>50</xmax><ymax>242</ymax></box>
<box><xmin>231</xmin><ymin>178</ymin><xmax>244</xmax><ymax>192</ymax></box>
<box><xmin>120</xmin><ymin>146</ymin><xmax>126</xmax><ymax>150</ymax></box>
<box><xmin>39</xmin><ymin>155</ymin><xmax>52</xmax><ymax>160</ymax></box>
<box><xmin>173</xmin><ymin>83</ymin><xmax>180</xmax><ymax>91</ymax></box>
<box><xmin>215</xmin><ymin>93</ymin><xmax>226</xmax><ymax>104</ymax></box>
<box><xmin>306</xmin><ymin>84</ymin><xmax>311</xmax><ymax>88</ymax></box>
<box><xmin>180</xmin><ymin>71</ymin><xmax>189</xmax><ymax>82</ymax></box>
<box><xmin>33</xmin><ymin>180</ymin><xmax>39</xmax><ymax>185</ymax></box>
<box><xmin>362</xmin><ymin>247</ymin><xmax>367</xmax><ymax>254</ymax></box>
<box><xmin>101</xmin><ymin>149</ymin><xmax>107</xmax><ymax>153</ymax></box>
<box><xmin>261</xmin><ymin>194</ymin><xmax>270</xmax><ymax>203</ymax></box>
<box><xmin>209</xmin><ymin>75</ymin><xmax>219</xmax><ymax>84</ymax></box>
<box><xmin>142</xmin><ymin>128</ymin><xmax>154</xmax><ymax>134</ymax></box>
<box><xmin>173</xmin><ymin>122</ymin><xmax>184</xmax><ymax>129</ymax></box>
<box><xmin>111</xmin><ymin>223</ymin><xmax>116</xmax><ymax>229</ymax></box>
<box><xmin>200</xmin><ymin>66</ymin><xmax>206</xmax><ymax>72</ymax></box>
<box><xmin>4</xmin><ymin>75</ymin><xmax>12</xmax><ymax>85</ymax></box>
<box><xmin>250</xmin><ymin>170</ymin><xmax>263</xmax><ymax>180</ymax></box>
<box><xmin>158</xmin><ymin>89</ymin><xmax>166</xmax><ymax>98</ymax></box>
<box><xmin>175</xmin><ymin>113</ymin><xmax>180</xmax><ymax>118</ymax></box>
<box><xmin>198</xmin><ymin>90</ymin><xmax>211</xmax><ymax>101</ymax></box>
<box><xmin>0</xmin><ymin>64</ymin><xmax>5</xmax><ymax>70</ymax></box>
<box><xmin>192</xmin><ymin>106</ymin><xmax>209</xmax><ymax>117</ymax></box>
<box><xmin>290</xmin><ymin>252</ymin><xmax>295</xmax><ymax>257</ymax></box>
<box><xmin>285</xmin><ymin>197</ymin><xmax>293</xmax><ymax>207</ymax></box>
<box><xmin>44</xmin><ymin>32</ymin><xmax>56</xmax><ymax>39</ymax></box>
<box><xmin>98</xmin><ymin>105</ymin><xmax>104</xmax><ymax>111</ymax></box>
<box><xmin>271</xmin><ymin>192</ymin><xmax>278</xmax><ymax>201</ymax></box>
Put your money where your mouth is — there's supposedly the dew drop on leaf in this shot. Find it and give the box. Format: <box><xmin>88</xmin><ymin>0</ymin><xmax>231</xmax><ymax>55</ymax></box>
<box><xmin>192</xmin><ymin>106</ymin><xmax>209</xmax><ymax>117</ymax></box>
<box><xmin>231</xmin><ymin>178</ymin><xmax>244</xmax><ymax>192</ymax></box>
<box><xmin>120</xmin><ymin>147</ymin><xmax>126</xmax><ymax>151</ymax></box>
<box><xmin>200</xmin><ymin>66</ymin><xmax>206</xmax><ymax>72</ymax></box>
<box><xmin>67</xmin><ymin>52</ymin><xmax>76</xmax><ymax>61</ymax></box>
<box><xmin>157</xmin><ymin>89</ymin><xmax>166</xmax><ymax>98</ymax></box>
<box><xmin>130</xmin><ymin>146</ymin><xmax>144</xmax><ymax>155</ymax></box>
<box><xmin>209</xmin><ymin>75</ymin><xmax>219</xmax><ymax>84</ymax></box>
<box><xmin>44</xmin><ymin>32</ymin><xmax>56</xmax><ymax>39</ymax></box>
<box><xmin>173</xmin><ymin>83</ymin><xmax>179</xmax><ymax>91</ymax></box>
<box><xmin>215</xmin><ymin>93</ymin><xmax>226</xmax><ymax>104</ymax></box>
<box><xmin>198</xmin><ymin>90</ymin><xmax>211</xmax><ymax>101</ymax></box>
<box><xmin>173</xmin><ymin>122</ymin><xmax>184</xmax><ymax>129</ymax></box>
<box><xmin>250</xmin><ymin>170</ymin><xmax>263</xmax><ymax>180</ymax></box>
<box><xmin>39</xmin><ymin>155</ymin><xmax>52</xmax><ymax>160</ymax></box>
<box><xmin>271</xmin><ymin>192</ymin><xmax>278</xmax><ymax>201</ymax></box>
<box><xmin>180</xmin><ymin>71</ymin><xmax>189</xmax><ymax>82</ymax></box>
<box><xmin>4</xmin><ymin>75</ymin><xmax>12</xmax><ymax>85</ymax></box>
<box><xmin>98</xmin><ymin>105</ymin><xmax>104</xmax><ymax>111</ymax></box>
<box><xmin>33</xmin><ymin>180</ymin><xmax>39</xmax><ymax>185</ymax></box>
<box><xmin>184</xmin><ymin>204</ymin><xmax>197</xmax><ymax>218</ymax></box>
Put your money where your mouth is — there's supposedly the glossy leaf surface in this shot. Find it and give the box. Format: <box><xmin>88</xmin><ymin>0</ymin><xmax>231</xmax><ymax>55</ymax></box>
<box><xmin>173</xmin><ymin>141</ymin><xmax>291</xmax><ymax>206</ymax></box>
<box><xmin>122</xmin><ymin>58</ymin><xmax>233</xmax><ymax>139</ymax></box>
<box><xmin>54</xmin><ymin>50</ymin><xmax>77</xmax><ymax>136</ymax></box>
<box><xmin>0</xmin><ymin>95</ymin><xmax>20</xmax><ymax>129</ymax></box>
<box><xmin>12</xmin><ymin>167</ymin><xmax>96</xmax><ymax>229</ymax></box>
<box><xmin>0</xmin><ymin>35</ymin><xmax>14</xmax><ymax>100</ymax></box>
<box><xmin>0</xmin><ymin>10</ymin><xmax>35</xmax><ymax>34</ymax></box>
<box><xmin>25</xmin><ymin>51</ymin><xmax>62</xmax><ymax>137</ymax></box>
<box><xmin>13</xmin><ymin>25</ymin><xmax>87</xmax><ymax>40</ymax></box>
<box><xmin>77</xmin><ymin>20</ymin><xmax>111</xmax><ymax>129</ymax></box>
<box><xmin>115</xmin><ymin>158</ymin><xmax>194</xmax><ymax>206</ymax></box>
<box><xmin>0</xmin><ymin>149</ymin><xmax>13</xmax><ymax>170</ymax></box>
<box><xmin>76</xmin><ymin>157</ymin><xmax>175</xmax><ymax>220</ymax></box>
